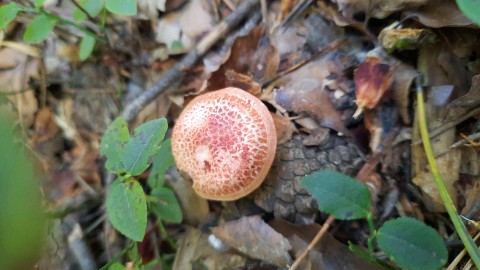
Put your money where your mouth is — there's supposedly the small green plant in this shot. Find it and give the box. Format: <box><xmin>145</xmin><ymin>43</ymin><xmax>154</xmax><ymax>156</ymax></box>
<box><xmin>100</xmin><ymin>117</ymin><xmax>182</xmax><ymax>267</ymax></box>
<box><xmin>0</xmin><ymin>0</ymin><xmax>138</xmax><ymax>60</ymax></box>
<box><xmin>300</xmin><ymin>170</ymin><xmax>448</xmax><ymax>270</ymax></box>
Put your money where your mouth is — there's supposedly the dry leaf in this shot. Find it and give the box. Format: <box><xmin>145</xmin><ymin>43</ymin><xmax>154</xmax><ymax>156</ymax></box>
<box><xmin>413</xmin><ymin>149</ymin><xmax>461</xmax><ymax>211</ymax></box>
<box><xmin>353</xmin><ymin>56</ymin><xmax>393</xmax><ymax>117</ymax></box>
<box><xmin>273</xmin><ymin>56</ymin><xmax>350</xmax><ymax>134</ymax></box>
<box><xmin>391</xmin><ymin>63</ymin><xmax>419</xmax><ymax>124</ymax></box>
<box><xmin>451</xmin><ymin>75</ymin><xmax>480</xmax><ymax>108</ymax></box>
<box><xmin>206</xmin><ymin>25</ymin><xmax>279</xmax><ymax>91</ymax></box>
<box><xmin>211</xmin><ymin>215</ymin><xmax>292</xmax><ymax>267</ymax></box>
<box><xmin>272</xmin><ymin>113</ymin><xmax>294</xmax><ymax>145</ymax></box>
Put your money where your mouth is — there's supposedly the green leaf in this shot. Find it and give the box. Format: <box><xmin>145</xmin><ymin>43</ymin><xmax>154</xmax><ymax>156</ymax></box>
<box><xmin>377</xmin><ymin>217</ymin><xmax>448</xmax><ymax>270</ymax></box>
<box><xmin>121</xmin><ymin>118</ymin><xmax>168</xmax><ymax>176</ymax></box>
<box><xmin>457</xmin><ymin>0</ymin><xmax>480</xmax><ymax>25</ymax></box>
<box><xmin>107</xmin><ymin>179</ymin><xmax>147</xmax><ymax>241</ymax></box>
<box><xmin>105</xmin><ymin>0</ymin><xmax>137</xmax><ymax>16</ymax></box>
<box><xmin>34</xmin><ymin>0</ymin><xmax>46</xmax><ymax>8</ymax></box>
<box><xmin>108</xmin><ymin>263</ymin><xmax>126</xmax><ymax>270</ymax></box>
<box><xmin>147</xmin><ymin>138</ymin><xmax>174</xmax><ymax>188</ymax></box>
<box><xmin>150</xmin><ymin>187</ymin><xmax>182</xmax><ymax>223</ymax></box>
<box><xmin>100</xmin><ymin>117</ymin><xmax>130</xmax><ymax>172</ymax></box>
<box><xmin>79</xmin><ymin>35</ymin><xmax>95</xmax><ymax>60</ymax></box>
<box><xmin>0</xmin><ymin>114</ymin><xmax>46</xmax><ymax>269</ymax></box>
<box><xmin>300</xmin><ymin>170</ymin><xmax>371</xmax><ymax>220</ymax></box>
<box><xmin>73</xmin><ymin>0</ymin><xmax>105</xmax><ymax>21</ymax></box>
<box><xmin>23</xmin><ymin>14</ymin><xmax>57</xmax><ymax>43</ymax></box>
<box><xmin>0</xmin><ymin>3</ymin><xmax>19</xmax><ymax>30</ymax></box>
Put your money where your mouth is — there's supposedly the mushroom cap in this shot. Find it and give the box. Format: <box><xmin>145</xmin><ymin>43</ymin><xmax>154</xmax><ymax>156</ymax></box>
<box><xmin>172</xmin><ymin>87</ymin><xmax>277</xmax><ymax>201</ymax></box>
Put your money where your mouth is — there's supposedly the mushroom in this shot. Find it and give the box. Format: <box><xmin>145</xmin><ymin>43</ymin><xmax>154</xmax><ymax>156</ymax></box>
<box><xmin>172</xmin><ymin>87</ymin><xmax>277</xmax><ymax>201</ymax></box>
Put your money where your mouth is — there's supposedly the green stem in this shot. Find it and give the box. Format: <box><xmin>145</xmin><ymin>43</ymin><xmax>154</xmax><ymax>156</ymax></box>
<box><xmin>348</xmin><ymin>242</ymin><xmax>395</xmax><ymax>270</ymax></box>
<box><xmin>158</xmin><ymin>221</ymin><xmax>177</xmax><ymax>250</ymax></box>
<box><xmin>367</xmin><ymin>212</ymin><xmax>376</xmax><ymax>257</ymax></box>
<box><xmin>99</xmin><ymin>242</ymin><xmax>135</xmax><ymax>270</ymax></box>
<box><xmin>416</xmin><ymin>83</ymin><xmax>480</xmax><ymax>268</ymax></box>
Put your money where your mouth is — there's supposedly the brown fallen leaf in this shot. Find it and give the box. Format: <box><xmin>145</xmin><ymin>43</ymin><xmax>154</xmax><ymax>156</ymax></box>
<box><xmin>451</xmin><ymin>75</ymin><xmax>480</xmax><ymax>108</ymax></box>
<box><xmin>270</xmin><ymin>220</ymin><xmax>383</xmax><ymax>270</ymax></box>
<box><xmin>205</xmin><ymin>25</ymin><xmax>279</xmax><ymax>91</ymax></box>
<box><xmin>413</xmin><ymin>148</ymin><xmax>461</xmax><ymax>211</ymax></box>
<box><xmin>224</xmin><ymin>69</ymin><xmax>262</xmax><ymax>95</ymax></box>
<box><xmin>391</xmin><ymin>63</ymin><xmax>419</xmax><ymax>124</ymax></box>
<box><xmin>365</xmin><ymin>47</ymin><xmax>418</xmax><ymax>124</ymax></box>
<box><xmin>353</xmin><ymin>56</ymin><xmax>393</xmax><ymax>118</ymax></box>
<box><xmin>272</xmin><ymin>113</ymin><xmax>294</xmax><ymax>145</ymax></box>
<box><xmin>211</xmin><ymin>215</ymin><xmax>292</xmax><ymax>267</ymax></box>
<box><xmin>272</xmin><ymin>56</ymin><xmax>350</xmax><ymax>135</ymax></box>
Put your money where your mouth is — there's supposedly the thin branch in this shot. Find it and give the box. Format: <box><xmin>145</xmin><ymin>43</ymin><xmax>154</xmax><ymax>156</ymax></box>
<box><xmin>121</xmin><ymin>0</ymin><xmax>260</xmax><ymax>123</ymax></box>
<box><xmin>288</xmin><ymin>215</ymin><xmax>335</xmax><ymax>270</ymax></box>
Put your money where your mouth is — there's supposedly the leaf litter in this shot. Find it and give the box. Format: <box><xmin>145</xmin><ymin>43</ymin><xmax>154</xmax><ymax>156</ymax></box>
<box><xmin>2</xmin><ymin>0</ymin><xmax>480</xmax><ymax>269</ymax></box>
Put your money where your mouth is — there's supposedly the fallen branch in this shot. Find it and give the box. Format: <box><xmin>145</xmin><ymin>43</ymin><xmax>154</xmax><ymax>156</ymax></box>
<box><xmin>121</xmin><ymin>0</ymin><xmax>260</xmax><ymax>122</ymax></box>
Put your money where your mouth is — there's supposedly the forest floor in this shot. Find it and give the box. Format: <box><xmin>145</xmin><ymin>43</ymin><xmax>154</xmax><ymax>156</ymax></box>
<box><xmin>1</xmin><ymin>0</ymin><xmax>480</xmax><ymax>269</ymax></box>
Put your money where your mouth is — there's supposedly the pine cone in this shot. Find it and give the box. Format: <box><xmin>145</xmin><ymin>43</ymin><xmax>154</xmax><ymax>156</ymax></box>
<box><xmin>252</xmin><ymin>134</ymin><xmax>364</xmax><ymax>224</ymax></box>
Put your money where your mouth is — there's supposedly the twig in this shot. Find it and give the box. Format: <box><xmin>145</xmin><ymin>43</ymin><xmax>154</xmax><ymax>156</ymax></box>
<box><xmin>121</xmin><ymin>0</ymin><xmax>260</xmax><ymax>123</ymax></box>
<box><xmin>449</xmin><ymin>131</ymin><xmax>480</xmax><ymax>150</ymax></box>
<box><xmin>448</xmin><ymin>231</ymin><xmax>480</xmax><ymax>270</ymax></box>
<box><xmin>280</xmin><ymin>0</ymin><xmax>314</xmax><ymax>28</ymax></box>
<box><xmin>262</xmin><ymin>39</ymin><xmax>348</xmax><ymax>88</ymax></box>
<box><xmin>288</xmin><ymin>215</ymin><xmax>335</xmax><ymax>270</ymax></box>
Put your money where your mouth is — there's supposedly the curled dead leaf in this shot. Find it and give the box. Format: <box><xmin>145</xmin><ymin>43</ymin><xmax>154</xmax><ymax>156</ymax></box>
<box><xmin>353</xmin><ymin>57</ymin><xmax>393</xmax><ymax>118</ymax></box>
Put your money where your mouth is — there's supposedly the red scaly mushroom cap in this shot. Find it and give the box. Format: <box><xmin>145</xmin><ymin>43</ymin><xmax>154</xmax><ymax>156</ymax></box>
<box><xmin>172</xmin><ymin>87</ymin><xmax>277</xmax><ymax>201</ymax></box>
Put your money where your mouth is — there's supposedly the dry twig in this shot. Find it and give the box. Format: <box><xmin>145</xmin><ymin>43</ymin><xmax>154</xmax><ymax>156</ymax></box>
<box><xmin>121</xmin><ymin>0</ymin><xmax>260</xmax><ymax>123</ymax></box>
